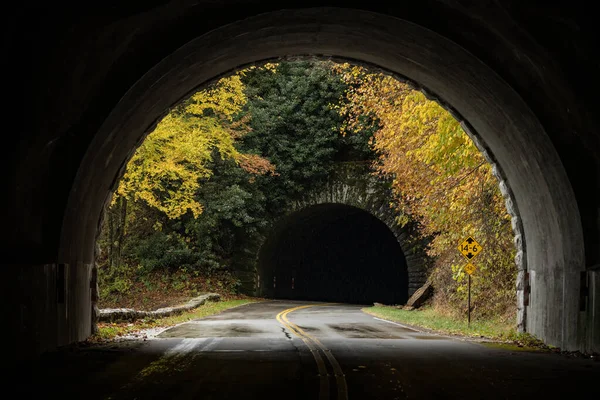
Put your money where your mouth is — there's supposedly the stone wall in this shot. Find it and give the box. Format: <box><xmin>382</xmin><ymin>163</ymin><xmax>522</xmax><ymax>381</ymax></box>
<box><xmin>246</xmin><ymin>162</ymin><xmax>432</xmax><ymax>297</ymax></box>
<box><xmin>97</xmin><ymin>293</ymin><xmax>221</xmax><ymax>322</ymax></box>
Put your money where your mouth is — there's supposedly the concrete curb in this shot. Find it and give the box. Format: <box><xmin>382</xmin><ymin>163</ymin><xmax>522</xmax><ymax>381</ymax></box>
<box><xmin>98</xmin><ymin>293</ymin><xmax>221</xmax><ymax>322</ymax></box>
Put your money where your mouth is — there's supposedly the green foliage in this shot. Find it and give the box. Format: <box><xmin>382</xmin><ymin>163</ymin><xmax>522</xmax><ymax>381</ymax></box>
<box><xmin>498</xmin><ymin>331</ymin><xmax>551</xmax><ymax>348</ymax></box>
<box><xmin>132</xmin><ymin>231</ymin><xmax>200</xmax><ymax>273</ymax></box>
<box><xmin>98</xmin><ymin>261</ymin><xmax>134</xmax><ymax>299</ymax></box>
<box><xmin>97</xmin><ymin>59</ymin><xmax>376</xmax><ymax>298</ymax></box>
<box><xmin>239</xmin><ymin>60</ymin><xmax>365</xmax><ymax>211</ymax></box>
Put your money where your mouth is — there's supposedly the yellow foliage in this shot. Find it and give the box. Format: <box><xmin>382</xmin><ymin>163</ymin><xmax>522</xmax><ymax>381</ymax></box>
<box><xmin>335</xmin><ymin>63</ymin><xmax>511</xmax><ymax>239</ymax></box>
<box><xmin>115</xmin><ymin>72</ymin><xmax>275</xmax><ymax>219</ymax></box>
<box><xmin>334</xmin><ymin>63</ymin><xmax>516</xmax><ymax>316</ymax></box>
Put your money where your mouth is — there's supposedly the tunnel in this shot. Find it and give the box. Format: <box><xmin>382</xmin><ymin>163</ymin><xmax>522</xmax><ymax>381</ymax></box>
<box><xmin>4</xmin><ymin>3</ymin><xmax>600</xmax><ymax>359</ymax></box>
<box><xmin>258</xmin><ymin>204</ymin><xmax>408</xmax><ymax>305</ymax></box>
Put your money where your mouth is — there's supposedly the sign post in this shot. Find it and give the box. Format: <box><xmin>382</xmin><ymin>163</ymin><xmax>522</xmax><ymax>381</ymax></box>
<box><xmin>463</xmin><ymin>263</ymin><xmax>477</xmax><ymax>326</ymax></box>
<box><xmin>468</xmin><ymin>273</ymin><xmax>471</xmax><ymax>326</ymax></box>
<box><xmin>458</xmin><ymin>236</ymin><xmax>482</xmax><ymax>327</ymax></box>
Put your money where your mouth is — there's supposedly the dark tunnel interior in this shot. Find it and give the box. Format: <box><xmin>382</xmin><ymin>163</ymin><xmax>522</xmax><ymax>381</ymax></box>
<box><xmin>258</xmin><ymin>204</ymin><xmax>408</xmax><ymax>305</ymax></box>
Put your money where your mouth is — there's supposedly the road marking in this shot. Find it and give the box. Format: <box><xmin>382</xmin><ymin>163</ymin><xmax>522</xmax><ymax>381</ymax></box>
<box><xmin>283</xmin><ymin>312</ymin><xmax>348</xmax><ymax>400</ymax></box>
<box><xmin>373</xmin><ymin>317</ymin><xmax>412</xmax><ymax>328</ymax></box>
<box><xmin>277</xmin><ymin>306</ymin><xmax>330</xmax><ymax>400</ymax></box>
<box><xmin>277</xmin><ymin>304</ymin><xmax>348</xmax><ymax>400</ymax></box>
<box><xmin>373</xmin><ymin>317</ymin><xmax>451</xmax><ymax>338</ymax></box>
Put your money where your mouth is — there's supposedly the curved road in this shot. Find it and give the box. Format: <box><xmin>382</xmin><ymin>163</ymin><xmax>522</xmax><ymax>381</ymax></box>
<box><xmin>18</xmin><ymin>301</ymin><xmax>599</xmax><ymax>399</ymax></box>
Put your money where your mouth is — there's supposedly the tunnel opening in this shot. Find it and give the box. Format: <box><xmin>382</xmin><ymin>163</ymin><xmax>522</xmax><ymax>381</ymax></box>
<box><xmin>258</xmin><ymin>204</ymin><xmax>408</xmax><ymax>305</ymax></box>
<box><xmin>91</xmin><ymin>57</ymin><xmax>519</xmax><ymax>343</ymax></box>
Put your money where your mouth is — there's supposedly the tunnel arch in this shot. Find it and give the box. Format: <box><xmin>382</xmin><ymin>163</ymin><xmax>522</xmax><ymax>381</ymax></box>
<box><xmin>50</xmin><ymin>7</ymin><xmax>586</xmax><ymax>352</ymax></box>
<box><xmin>257</xmin><ymin>203</ymin><xmax>409</xmax><ymax>305</ymax></box>
<box><xmin>274</xmin><ymin>163</ymin><xmax>432</xmax><ymax>297</ymax></box>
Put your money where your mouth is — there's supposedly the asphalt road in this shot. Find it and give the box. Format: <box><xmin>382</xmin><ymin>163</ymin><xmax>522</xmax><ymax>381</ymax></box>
<box><xmin>16</xmin><ymin>301</ymin><xmax>600</xmax><ymax>399</ymax></box>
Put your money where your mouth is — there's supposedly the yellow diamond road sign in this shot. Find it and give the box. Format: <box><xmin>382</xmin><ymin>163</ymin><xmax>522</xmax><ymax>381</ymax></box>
<box><xmin>458</xmin><ymin>236</ymin><xmax>482</xmax><ymax>260</ymax></box>
<box><xmin>464</xmin><ymin>263</ymin><xmax>476</xmax><ymax>275</ymax></box>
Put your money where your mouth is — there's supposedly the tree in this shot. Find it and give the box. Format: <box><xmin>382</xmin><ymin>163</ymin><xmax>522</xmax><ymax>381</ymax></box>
<box><xmin>179</xmin><ymin>60</ymin><xmax>378</xmax><ymax>275</ymax></box>
<box><xmin>99</xmin><ymin>72</ymin><xmax>275</xmax><ymax>274</ymax></box>
<box><xmin>336</xmin><ymin>63</ymin><xmax>517</xmax><ymax>318</ymax></box>
<box><xmin>239</xmin><ymin>60</ymin><xmax>363</xmax><ymax>213</ymax></box>
<box><xmin>115</xmin><ymin>73</ymin><xmax>274</xmax><ymax>219</ymax></box>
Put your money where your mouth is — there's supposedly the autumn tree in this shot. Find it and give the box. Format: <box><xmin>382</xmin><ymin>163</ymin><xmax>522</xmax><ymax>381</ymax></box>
<box><xmin>99</xmin><ymin>72</ymin><xmax>275</xmax><ymax>274</ymax></box>
<box><xmin>335</xmin><ymin>64</ymin><xmax>517</xmax><ymax>319</ymax></box>
<box><xmin>115</xmin><ymin>73</ymin><xmax>274</xmax><ymax>219</ymax></box>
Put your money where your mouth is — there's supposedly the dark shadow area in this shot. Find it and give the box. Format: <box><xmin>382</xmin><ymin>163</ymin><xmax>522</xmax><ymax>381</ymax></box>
<box><xmin>258</xmin><ymin>204</ymin><xmax>408</xmax><ymax>305</ymax></box>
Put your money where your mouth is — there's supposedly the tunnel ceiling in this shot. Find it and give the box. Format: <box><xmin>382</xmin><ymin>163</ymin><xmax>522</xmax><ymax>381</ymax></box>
<box><xmin>4</xmin><ymin>2</ymin><xmax>598</xmax><ymax>265</ymax></box>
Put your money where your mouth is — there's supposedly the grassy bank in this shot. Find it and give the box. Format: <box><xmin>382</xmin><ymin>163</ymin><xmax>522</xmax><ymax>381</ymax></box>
<box><xmin>91</xmin><ymin>298</ymin><xmax>259</xmax><ymax>342</ymax></box>
<box><xmin>98</xmin><ymin>268</ymin><xmax>243</xmax><ymax>311</ymax></box>
<box><xmin>362</xmin><ymin>305</ymin><xmax>548</xmax><ymax>348</ymax></box>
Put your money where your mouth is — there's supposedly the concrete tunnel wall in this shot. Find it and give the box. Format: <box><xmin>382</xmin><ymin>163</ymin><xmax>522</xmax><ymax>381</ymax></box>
<box><xmin>4</xmin><ymin>3</ymin><xmax>600</xmax><ymax>359</ymax></box>
<box><xmin>258</xmin><ymin>204</ymin><xmax>409</xmax><ymax>305</ymax></box>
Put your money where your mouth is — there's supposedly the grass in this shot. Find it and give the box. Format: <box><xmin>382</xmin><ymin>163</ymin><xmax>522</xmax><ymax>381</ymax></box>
<box><xmin>90</xmin><ymin>298</ymin><xmax>259</xmax><ymax>342</ymax></box>
<box><xmin>362</xmin><ymin>305</ymin><xmax>550</xmax><ymax>350</ymax></box>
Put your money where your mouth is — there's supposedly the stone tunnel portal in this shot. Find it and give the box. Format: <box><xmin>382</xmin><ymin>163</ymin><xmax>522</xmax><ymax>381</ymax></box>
<box><xmin>258</xmin><ymin>204</ymin><xmax>408</xmax><ymax>305</ymax></box>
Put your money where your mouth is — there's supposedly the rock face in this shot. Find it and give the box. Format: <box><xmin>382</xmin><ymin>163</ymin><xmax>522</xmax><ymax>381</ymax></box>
<box><xmin>402</xmin><ymin>280</ymin><xmax>433</xmax><ymax>310</ymax></box>
<box><xmin>98</xmin><ymin>293</ymin><xmax>221</xmax><ymax>322</ymax></box>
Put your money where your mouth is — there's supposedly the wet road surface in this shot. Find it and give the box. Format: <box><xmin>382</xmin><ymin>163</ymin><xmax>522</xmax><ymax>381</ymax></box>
<box><xmin>16</xmin><ymin>301</ymin><xmax>600</xmax><ymax>399</ymax></box>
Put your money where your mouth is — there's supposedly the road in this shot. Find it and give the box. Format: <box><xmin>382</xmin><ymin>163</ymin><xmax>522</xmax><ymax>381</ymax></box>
<box><xmin>17</xmin><ymin>301</ymin><xmax>600</xmax><ymax>399</ymax></box>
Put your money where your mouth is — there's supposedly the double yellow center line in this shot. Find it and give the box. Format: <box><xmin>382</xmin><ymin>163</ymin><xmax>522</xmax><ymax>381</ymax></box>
<box><xmin>276</xmin><ymin>304</ymin><xmax>348</xmax><ymax>400</ymax></box>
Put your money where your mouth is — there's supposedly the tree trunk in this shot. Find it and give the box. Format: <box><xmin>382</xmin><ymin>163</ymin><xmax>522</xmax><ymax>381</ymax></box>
<box><xmin>114</xmin><ymin>197</ymin><xmax>128</xmax><ymax>268</ymax></box>
<box><xmin>108</xmin><ymin>204</ymin><xmax>115</xmax><ymax>269</ymax></box>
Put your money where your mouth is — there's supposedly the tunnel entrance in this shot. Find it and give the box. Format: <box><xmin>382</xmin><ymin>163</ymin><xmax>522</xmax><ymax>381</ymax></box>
<box><xmin>6</xmin><ymin>6</ymin><xmax>587</xmax><ymax>355</ymax></box>
<box><xmin>258</xmin><ymin>204</ymin><xmax>408</xmax><ymax>305</ymax></box>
